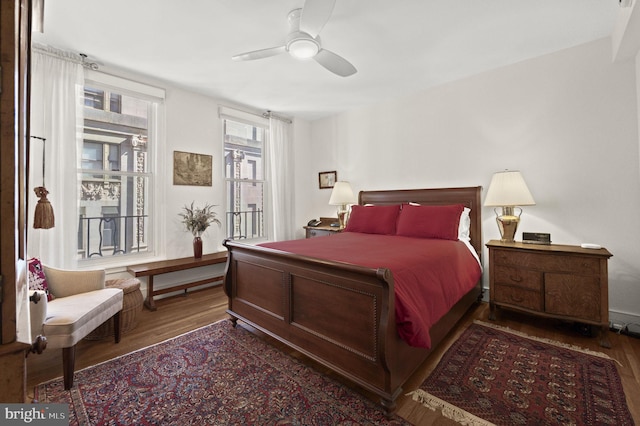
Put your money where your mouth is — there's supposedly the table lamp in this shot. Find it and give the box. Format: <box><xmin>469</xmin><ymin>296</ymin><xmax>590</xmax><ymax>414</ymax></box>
<box><xmin>484</xmin><ymin>170</ymin><xmax>535</xmax><ymax>243</ymax></box>
<box><xmin>329</xmin><ymin>181</ymin><xmax>355</xmax><ymax>229</ymax></box>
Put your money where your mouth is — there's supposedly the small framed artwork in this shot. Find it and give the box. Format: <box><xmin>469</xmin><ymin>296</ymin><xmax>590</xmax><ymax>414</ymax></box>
<box><xmin>318</xmin><ymin>171</ymin><xmax>337</xmax><ymax>189</ymax></box>
<box><xmin>173</xmin><ymin>151</ymin><xmax>213</xmax><ymax>186</ymax></box>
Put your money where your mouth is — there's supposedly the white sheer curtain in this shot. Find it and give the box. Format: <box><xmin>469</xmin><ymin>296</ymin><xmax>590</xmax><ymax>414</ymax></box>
<box><xmin>28</xmin><ymin>46</ymin><xmax>84</xmax><ymax>268</ymax></box>
<box><xmin>268</xmin><ymin>117</ymin><xmax>294</xmax><ymax>241</ymax></box>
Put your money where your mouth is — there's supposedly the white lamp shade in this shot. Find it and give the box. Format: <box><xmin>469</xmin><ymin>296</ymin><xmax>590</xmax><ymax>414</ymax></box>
<box><xmin>329</xmin><ymin>181</ymin><xmax>355</xmax><ymax>205</ymax></box>
<box><xmin>484</xmin><ymin>170</ymin><xmax>536</xmax><ymax>207</ymax></box>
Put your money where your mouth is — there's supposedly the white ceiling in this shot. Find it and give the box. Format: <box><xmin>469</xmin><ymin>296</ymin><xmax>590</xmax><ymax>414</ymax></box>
<box><xmin>33</xmin><ymin>0</ymin><xmax>619</xmax><ymax>121</ymax></box>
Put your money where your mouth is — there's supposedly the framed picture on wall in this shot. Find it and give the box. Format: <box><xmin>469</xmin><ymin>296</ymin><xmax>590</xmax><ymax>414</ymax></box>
<box><xmin>318</xmin><ymin>171</ymin><xmax>337</xmax><ymax>189</ymax></box>
<box><xmin>173</xmin><ymin>151</ymin><xmax>213</xmax><ymax>186</ymax></box>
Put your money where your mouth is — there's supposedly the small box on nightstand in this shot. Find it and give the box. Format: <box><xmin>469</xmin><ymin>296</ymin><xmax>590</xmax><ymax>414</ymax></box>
<box><xmin>522</xmin><ymin>232</ymin><xmax>551</xmax><ymax>244</ymax></box>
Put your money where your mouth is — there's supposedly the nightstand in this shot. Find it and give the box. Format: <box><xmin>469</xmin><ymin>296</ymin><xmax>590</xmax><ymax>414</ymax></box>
<box><xmin>304</xmin><ymin>217</ymin><xmax>342</xmax><ymax>238</ymax></box>
<box><xmin>486</xmin><ymin>240</ymin><xmax>613</xmax><ymax>347</ymax></box>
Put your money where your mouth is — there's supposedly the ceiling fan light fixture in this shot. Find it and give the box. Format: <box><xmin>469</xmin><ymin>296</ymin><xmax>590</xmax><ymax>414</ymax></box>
<box><xmin>233</xmin><ymin>1</ymin><xmax>356</xmax><ymax>76</ymax></box>
<box><xmin>288</xmin><ymin>38</ymin><xmax>319</xmax><ymax>59</ymax></box>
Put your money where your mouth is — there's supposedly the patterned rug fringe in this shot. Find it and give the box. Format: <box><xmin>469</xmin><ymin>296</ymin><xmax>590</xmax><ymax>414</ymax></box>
<box><xmin>408</xmin><ymin>389</ymin><xmax>495</xmax><ymax>426</ymax></box>
<box><xmin>472</xmin><ymin>320</ymin><xmax>623</xmax><ymax>366</ymax></box>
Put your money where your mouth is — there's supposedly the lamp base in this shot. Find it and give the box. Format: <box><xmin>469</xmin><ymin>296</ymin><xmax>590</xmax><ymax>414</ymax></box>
<box><xmin>496</xmin><ymin>215</ymin><xmax>519</xmax><ymax>243</ymax></box>
<box><xmin>336</xmin><ymin>205</ymin><xmax>348</xmax><ymax>229</ymax></box>
<box><xmin>494</xmin><ymin>207</ymin><xmax>522</xmax><ymax>243</ymax></box>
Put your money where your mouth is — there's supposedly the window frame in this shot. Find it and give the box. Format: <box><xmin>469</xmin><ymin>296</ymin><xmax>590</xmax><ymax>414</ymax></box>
<box><xmin>77</xmin><ymin>71</ymin><xmax>165</xmax><ymax>268</ymax></box>
<box><xmin>220</xmin><ymin>107</ymin><xmax>271</xmax><ymax>243</ymax></box>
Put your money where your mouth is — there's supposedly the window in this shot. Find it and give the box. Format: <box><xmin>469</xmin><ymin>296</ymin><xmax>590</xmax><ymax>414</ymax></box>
<box><xmin>84</xmin><ymin>87</ymin><xmax>104</xmax><ymax>109</ymax></box>
<box><xmin>78</xmin><ymin>82</ymin><xmax>160</xmax><ymax>260</ymax></box>
<box><xmin>223</xmin><ymin>118</ymin><xmax>268</xmax><ymax>240</ymax></box>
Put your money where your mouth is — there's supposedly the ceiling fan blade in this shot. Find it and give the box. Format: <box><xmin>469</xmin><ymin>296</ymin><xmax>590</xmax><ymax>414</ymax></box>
<box><xmin>300</xmin><ymin>0</ymin><xmax>336</xmax><ymax>37</ymax></box>
<box><xmin>232</xmin><ymin>45</ymin><xmax>287</xmax><ymax>61</ymax></box>
<box><xmin>314</xmin><ymin>49</ymin><xmax>357</xmax><ymax>77</ymax></box>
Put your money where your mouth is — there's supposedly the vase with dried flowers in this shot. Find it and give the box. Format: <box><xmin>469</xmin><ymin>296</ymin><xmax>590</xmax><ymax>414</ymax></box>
<box><xmin>179</xmin><ymin>202</ymin><xmax>221</xmax><ymax>258</ymax></box>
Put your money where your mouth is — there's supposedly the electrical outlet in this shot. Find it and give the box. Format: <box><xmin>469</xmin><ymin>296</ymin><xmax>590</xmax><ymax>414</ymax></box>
<box><xmin>610</xmin><ymin>322</ymin><xmax>625</xmax><ymax>331</ymax></box>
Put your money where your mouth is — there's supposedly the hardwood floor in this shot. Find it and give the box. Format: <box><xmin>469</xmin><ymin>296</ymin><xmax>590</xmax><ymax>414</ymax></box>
<box><xmin>27</xmin><ymin>285</ymin><xmax>640</xmax><ymax>425</ymax></box>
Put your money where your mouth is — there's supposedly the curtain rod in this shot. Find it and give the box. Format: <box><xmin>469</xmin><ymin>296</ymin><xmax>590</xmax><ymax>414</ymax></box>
<box><xmin>263</xmin><ymin>110</ymin><xmax>292</xmax><ymax>124</ymax></box>
<box><xmin>219</xmin><ymin>105</ymin><xmax>293</xmax><ymax>125</ymax></box>
<box><xmin>32</xmin><ymin>43</ymin><xmax>99</xmax><ymax>70</ymax></box>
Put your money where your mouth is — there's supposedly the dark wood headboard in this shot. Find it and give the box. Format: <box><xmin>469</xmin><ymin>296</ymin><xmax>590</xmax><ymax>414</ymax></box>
<box><xmin>358</xmin><ymin>186</ymin><xmax>483</xmax><ymax>260</ymax></box>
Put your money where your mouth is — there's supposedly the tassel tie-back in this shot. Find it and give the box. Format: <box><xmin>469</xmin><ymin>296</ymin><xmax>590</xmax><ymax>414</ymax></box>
<box><xmin>33</xmin><ymin>186</ymin><xmax>55</xmax><ymax>229</ymax></box>
<box><xmin>31</xmin><ymin>135</ymin><xmax>55</xmax><ymax>229</ymax></box>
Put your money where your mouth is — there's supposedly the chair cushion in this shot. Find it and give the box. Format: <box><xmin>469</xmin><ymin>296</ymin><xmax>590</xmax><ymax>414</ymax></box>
<box><xmin>43</xmin><ymin>288</ymin><xmax>123</xmax><ymax>349</ymax></box>
<box><xmin>43</xmin><ymin>265</ymin><xmax>106</xmax><ymax>298</ymax></box>
<box><xmin>28</xmin><ymin>258</ymin><xmax>54</xmax><ymax>301</ymax></box>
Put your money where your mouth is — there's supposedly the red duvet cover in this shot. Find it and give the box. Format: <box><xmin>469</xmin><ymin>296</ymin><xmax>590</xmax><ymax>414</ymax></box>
<box><xmin>260</xmin><ymin>232</ymin><xmax>482</xmax><ymax>348</ymax></box>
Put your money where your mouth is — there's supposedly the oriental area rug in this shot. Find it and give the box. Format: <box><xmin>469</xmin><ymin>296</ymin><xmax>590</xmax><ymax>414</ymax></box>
<box><xmin>408</xmin><ymin>320</ymin><xmax>634</xmax><ymax>426</ymax></box>
<box><xmin>35</xmin><ymin>319</ymin><xmax>408</xmax><ymax>425</ymax></box>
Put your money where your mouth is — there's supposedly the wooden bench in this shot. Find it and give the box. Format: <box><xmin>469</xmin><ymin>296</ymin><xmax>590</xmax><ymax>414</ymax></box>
<box><xmin>127</xmin><ymin>252</ymin><xmax>227</xmax><ymax>311</ymax></box>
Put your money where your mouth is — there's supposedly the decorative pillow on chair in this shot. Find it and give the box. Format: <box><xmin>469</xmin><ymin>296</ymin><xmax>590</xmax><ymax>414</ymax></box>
<box><xmin>27</xmin><ymin>258</ymin><xmax>54</xmax><ymax>301</ymax></box>
<box><xmin>344</xmin><ymin>204</ymin><xmax>401</xmax><ymax>235</ymax></box>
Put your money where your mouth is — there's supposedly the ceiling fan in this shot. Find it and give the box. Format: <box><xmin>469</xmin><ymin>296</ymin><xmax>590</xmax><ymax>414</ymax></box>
<box><xmin>232</xmin><ymin>0</ymin><xmax>357</xmax><ymax>77</ymax></box>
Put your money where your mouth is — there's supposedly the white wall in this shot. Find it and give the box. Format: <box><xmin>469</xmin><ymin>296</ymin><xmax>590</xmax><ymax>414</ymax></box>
<box><xmin>301</xmin><ymin>37</ymin><xmax>640</xmax><ymax>324</ymax></box>
<box><xmin>292</xmin><ymin>118</ymin><xmax>313</xmax><ymax>239</ymax></box>
<box><xmin>163</xmin><ymin>87</ymin><xmax>225</xmax><ymax>258</ymax></box>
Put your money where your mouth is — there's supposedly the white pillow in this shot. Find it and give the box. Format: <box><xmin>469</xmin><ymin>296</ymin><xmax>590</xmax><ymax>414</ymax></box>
<box><xmin>408</xmin><ymin>203</ymin><xmax>471</xmax><ymax>241</ymax></box>
<box><xmin>458</xmin><ymin>207</ymin><xmax>471</xmax><ymax>241</ymax></box>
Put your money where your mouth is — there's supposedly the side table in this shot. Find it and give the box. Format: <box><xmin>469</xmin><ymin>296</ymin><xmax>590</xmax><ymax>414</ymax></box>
<box><xmin>486</xmin><ymin>240</ymin><xmax>613</xmax><ymax>347</ymax></box>
<box><xmin>304</xmin><ymin>217</ymin><xmax>342</xmax><ymax>238</ymax></box>
<box><xmin>86</xmin><ymin>277</ymin><xmax>143</xmax><ymax>340</ymax></box>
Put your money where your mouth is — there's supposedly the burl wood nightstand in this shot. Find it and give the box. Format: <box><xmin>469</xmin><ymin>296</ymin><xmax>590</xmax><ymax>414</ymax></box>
<box><xmin>486</xmin><ymin>240</ymin><xmax>613</xmax><ymax>347</ymax></box>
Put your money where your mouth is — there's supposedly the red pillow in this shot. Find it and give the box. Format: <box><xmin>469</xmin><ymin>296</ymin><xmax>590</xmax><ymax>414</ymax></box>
<box><xmin>27</xmin><ymin>258</ymin><xmax>54</xmax><ymax>301</ymax></box>
<box><xmin>396</xmin><ymin>204</ymin><xmax>464</xmax><ymax>240</ymax></box>
<box><xmin>344</xmin><ymin>204</ymin><xmax>401</xmax><ymax>235</ymax></box>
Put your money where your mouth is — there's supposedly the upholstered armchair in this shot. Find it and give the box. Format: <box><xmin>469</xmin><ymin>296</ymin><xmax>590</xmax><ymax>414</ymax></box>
<box><xmin>29</xmin><ymin>263</ymin><xmax>123</xmax><ymax>389</ymax></box>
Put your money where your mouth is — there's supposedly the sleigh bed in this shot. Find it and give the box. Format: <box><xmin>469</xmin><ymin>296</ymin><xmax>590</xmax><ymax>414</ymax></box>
<box><xmin>223</xmin><ymin>186</ymin><xmax>483</xmax><ymax>413</ymax></box>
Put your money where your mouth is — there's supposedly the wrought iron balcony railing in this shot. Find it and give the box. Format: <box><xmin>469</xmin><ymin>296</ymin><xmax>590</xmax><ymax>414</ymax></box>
<box><xmin>78</xmin><ymin>214</ymin><xmax>148</xmax><ymax>258</ymax></box>
<box><xmin>226</xmin><ymin>209</ymin><xmax>264</xmax><ymax>240</ymax></box>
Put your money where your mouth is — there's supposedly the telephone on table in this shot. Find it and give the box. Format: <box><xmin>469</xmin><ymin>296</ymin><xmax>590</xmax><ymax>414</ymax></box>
<box><xmin>307</xmin><ymin>219</ymin><xmax>322</xmax><ymax>227</ymax></box>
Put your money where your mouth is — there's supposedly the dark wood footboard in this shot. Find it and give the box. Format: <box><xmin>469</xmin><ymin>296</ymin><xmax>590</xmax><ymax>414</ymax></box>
<box><xmin>223</xmin><ymin>240</ymin><xmax>482</xmax><ymax>412</ymax></box>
